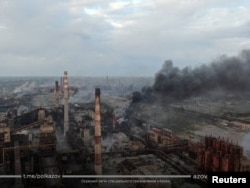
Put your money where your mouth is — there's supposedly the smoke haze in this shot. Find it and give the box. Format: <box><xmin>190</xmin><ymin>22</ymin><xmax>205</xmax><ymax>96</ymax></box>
<box><xmin>13</xmin><ymin>81</ymin><xmax>36</xmax><ymax>94</ymax></box>
<box><xmin>149</xmin><ymin>50</ymin><xmax>250</xmax><ymax>100</ymax></box>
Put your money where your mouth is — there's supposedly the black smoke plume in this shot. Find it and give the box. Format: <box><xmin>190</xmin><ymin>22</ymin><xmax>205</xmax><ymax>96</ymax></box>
<box><xmin>144</xmin><ymin>50</ymin><xmax>250</xmax><ymax>100</ymax></box>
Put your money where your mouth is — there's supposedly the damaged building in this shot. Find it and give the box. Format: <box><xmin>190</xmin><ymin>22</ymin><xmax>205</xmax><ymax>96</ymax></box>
<box><xmin>187</xmin><ymin>136</ymin><xmax>250</xmax><ymax>172</ymax></box>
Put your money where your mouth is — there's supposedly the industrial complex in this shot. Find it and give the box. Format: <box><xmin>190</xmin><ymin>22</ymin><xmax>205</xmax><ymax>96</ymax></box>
<box><xmin>0</xmin><ymin>72</ymin><xmax>249</xmax><ymax>188</ymax></box>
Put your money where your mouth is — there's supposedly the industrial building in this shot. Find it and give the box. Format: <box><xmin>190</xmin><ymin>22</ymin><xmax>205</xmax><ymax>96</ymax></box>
<box><xmin>148</xmin><ymin>127</ymin><xmax>178</xmax><ymax>146</ymax></box>
<box><xmin>119</xmin><ymin>154</ymin><xmax>172</xmax><ymax>188</ymax></box>
<box><xmin>187</xmin><ymin>136</ymin><xmax>250</xmax><ymax>172</ymax></box>
<box><xmin>0</xmin><ymin>72</ymin><xmax>249</xmax><ymax>188</ymax></box>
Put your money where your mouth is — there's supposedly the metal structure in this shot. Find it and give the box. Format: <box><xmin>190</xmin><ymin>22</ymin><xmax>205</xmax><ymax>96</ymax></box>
<box><xmin>196</xmin><ymin>136</ymin><xmax>243</xmax><ymax>172</ymax></box>
<box><xmin>94</xmin><ymin>88</ymin><xmax>102</xmax><ymax>175</ymax></box>
<box><xmin>63</xmin><ymin>71</ymin><xmax>69</xmax><ymax>136</ymax></box>
<box><xmin>54</xmin><ymin>81</ymin><xmax>60</xmax><ymax>109</ymax></box>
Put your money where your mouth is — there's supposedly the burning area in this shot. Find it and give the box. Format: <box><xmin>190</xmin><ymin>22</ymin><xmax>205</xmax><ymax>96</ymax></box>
<box><xmin>143</xmin><ymin>49</ymin><xmax>250</xmax><ymax>102</ymax></box>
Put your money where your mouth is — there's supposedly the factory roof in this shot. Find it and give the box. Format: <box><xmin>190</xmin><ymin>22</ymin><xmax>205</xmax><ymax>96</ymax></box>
<box><xmin>120</xmin><ymin>154</ymin><xmax>166</xmax><ymax>175</ymax></box>
<box><xmin>40</xmin><ymin>124</ymin><xmax>54</xmax><ymax>133</ymax></box>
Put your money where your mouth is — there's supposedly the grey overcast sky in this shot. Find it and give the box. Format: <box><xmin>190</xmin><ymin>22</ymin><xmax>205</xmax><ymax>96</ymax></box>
<box><xmin>0</xmin><ymin>0</ymin><xmax>250</xmax><ymax>77</ymax></box>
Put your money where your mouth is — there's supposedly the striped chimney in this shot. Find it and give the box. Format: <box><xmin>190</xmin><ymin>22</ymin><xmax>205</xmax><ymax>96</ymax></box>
<box><xmin>94</xmin><ymin>88</ymin><xmax>102</xmax><ymax>175</ymax></box>
<box><xmin>63</xmin><ymin>71</ymin><xmax>69</xmax><ymax>136</ymax></box>
<box><xmin>54</xmin><ymin>81</ymin><xmax>59</xmax><ymax>109</ymax></box>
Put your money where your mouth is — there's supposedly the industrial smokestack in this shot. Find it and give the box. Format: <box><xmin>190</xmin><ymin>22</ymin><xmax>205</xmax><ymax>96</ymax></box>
<box><xmin>94</xmin><ymin>88</ymin><xmax>102</xmax><ymax>175</ymax></box>
<box><xmin>64</xmin><ymin>71</ymin><xmax>69</xmax><ymax>136</ymax></box>
<box><xmin>60</xmin><ymin>77</ymin><xmax>63</xmax><ymax>92</ymax></box>
<box><xmin>54</xmin><ymin>81</ymin><xmax>59</xmax><ymax>109</ymax></box>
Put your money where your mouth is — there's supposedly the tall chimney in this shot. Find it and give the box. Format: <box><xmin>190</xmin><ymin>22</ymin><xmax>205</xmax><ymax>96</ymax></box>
<box><xmin>54</xmin><ymin>81</ymin><xmax>59</xmax><ymax>109</ymax></box>
<box><xmin>63</xmin><ymin>71</ymin><xmax>69</xmax><ymax>136</ymax></box>
<box><xmin>94</xmin><ymin>88</ymin><xmax>102</xmax><ymax>175</ymax></box>
<box><xmin>60</xmin><ymin>77</ymin><xmax>63</xmax><ymax>92</ymax></box>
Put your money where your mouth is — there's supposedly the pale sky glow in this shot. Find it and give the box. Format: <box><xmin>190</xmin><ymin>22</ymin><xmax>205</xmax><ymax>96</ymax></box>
<box><xmin>0</xmin><ymin>0</ymin><xmax>249</xmax><ymax>77</ymax></box>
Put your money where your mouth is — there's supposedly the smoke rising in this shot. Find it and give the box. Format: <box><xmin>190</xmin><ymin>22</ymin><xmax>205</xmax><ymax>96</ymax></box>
<box><xmin>149</xmin><ymin>50</ymin><xmax>250</xmax><ymax>100</ymax></box>
<box><xmin>102</xmin><ymin>136</ymin><xmax>116</xmax><ymax>152</ymax></box>
<box><xmin>13</xmin><ymin>81</ymin><xmax>36</xmax><ymax>94</ymax></box>
<box><xmin>68</xmin><ymin>89</ymin><xmax>94</xmax><ymax>104</ymax></box>
<box><xmin>17</xmin><ymin>105</ymin><xmax>29</xmax><ymax>116</ymax></box>
<box><xmin>242</xmin><ymin>132</ymin><xmax>250</xmax><ymax>157</ymax></box>
<box><xmin>102</xmin><ymin>132</ymin><xmax>129</xmax><ymax>152</ymax></box>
